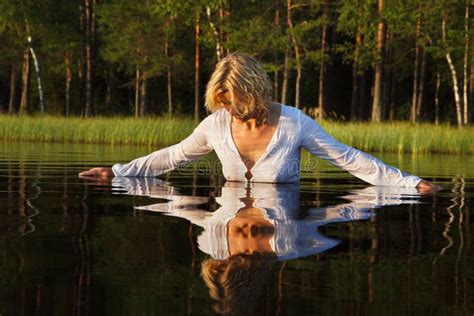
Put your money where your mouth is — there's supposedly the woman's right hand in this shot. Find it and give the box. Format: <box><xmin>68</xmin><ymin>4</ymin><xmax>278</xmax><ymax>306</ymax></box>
<box><xmin>79</xmin><ymin>167</ymin><xmax>114</xmax><ymax>178</ymax></box>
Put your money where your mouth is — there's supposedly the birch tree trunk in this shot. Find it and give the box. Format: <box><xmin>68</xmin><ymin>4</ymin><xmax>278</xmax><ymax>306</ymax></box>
<box><xmin>317</xmin><ymin>0</ymin><xmax>328</xmax><ymax>119</ymax></box>
<box><xmin>371</xmin><ymin>0</ymin><xmax>384</xmax><ymax>122</ymax></box>
<box><xmin>64</xmin><ymin>52</ymin><xmax>72</xmax><ymax>116</ymax></box>
<box><xmin>206</xmin><ymin>6</ymin><xmax>223</xmax><ymax>61</ymax></box>
<box><xmin>442</xmin><ymin>14</ymin><xmax>463</xmax><ymax>127</ymax></box>
<box><xmin>8</xmin><ymin>63</ymin><xmax>18</xmax><ymax>115</ymax></box>
<box><xmin>19</xmin><ymin>49</ymin><xmax>30</xmax><ymax>114</ymax></box>
<box><xmin>28</xmin><ymin>42</ymin><xmax>45</xmax><ymax>113</ymax></box>
<box><xmin>281</xmin><ymin>47</ymin><xmax>289</xmax><ymax>105</ymax></box>
<box><xmin>287</xmin><ymin>0</ymin><xmax>301</xmax><ymax>109</ymax></box>
<box><xmin>194</xmin><ymin>6</ymin><xmax>200</xmax><ymax>122</ymax></box>
<box><xmin>25</xmin><ymin>18</ymin><xmax>45</xmax><ymax>113</ymax></box>
<box><xmin>463</xmin><ymin>0</ymin><xmax>470</xmax><ymax>125</ymax></box>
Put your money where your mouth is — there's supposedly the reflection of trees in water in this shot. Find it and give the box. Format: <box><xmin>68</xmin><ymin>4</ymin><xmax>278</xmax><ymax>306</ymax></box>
<box><xmin>4</xmin><ymin>160</ymin><xmax>92</xmax><ymax>315</ymax></box>
<box><xmin>431</xmin><ymin>174</ymin><xmax>471</xmax><ymax>307</ymax></box>
<box><xmin>72</xmin><ymin>185</ymin><xmax>91</xmax><ymax>316</ymax></box>
<box><xmin>123</xmin><ymin>179</ymin><xmax>429</xmax><ymax>315</ymax></box>
<box><xmin>1</xmin><ymin>166</ymin><xmax>473</xmax><ymax>314</ymax></box>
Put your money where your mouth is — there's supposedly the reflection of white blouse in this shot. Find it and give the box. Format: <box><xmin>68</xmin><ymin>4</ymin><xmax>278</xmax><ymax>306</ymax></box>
<box><xmin>116</xmin><ymin>180</ymin><xmax>420</xmax><ymax>261</ymax></box>
<box><xmin>112</xmin><ymin>105</ymin><xmax>422</xmax><ymax>187</ymax></box>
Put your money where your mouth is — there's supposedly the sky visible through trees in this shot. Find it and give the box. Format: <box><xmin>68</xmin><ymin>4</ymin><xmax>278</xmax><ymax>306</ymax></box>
<box><xmin>0</xmin><ymin>0</ymin><xmax>472</xmax><ymax>126</ymax></box>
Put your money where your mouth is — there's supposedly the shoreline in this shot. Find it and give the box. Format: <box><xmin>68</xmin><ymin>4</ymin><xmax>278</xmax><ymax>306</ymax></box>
<box><xmin>1</xmin><ymin>115</ymin><xmax>472</xmax><ymax>154</ymax></box>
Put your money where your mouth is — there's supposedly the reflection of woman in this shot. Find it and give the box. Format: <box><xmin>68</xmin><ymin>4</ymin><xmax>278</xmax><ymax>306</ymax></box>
<box><xmin>112</xmin><ymin>178</ymin><xmax>422</xmax><ymax>315</ymax></box>
<box><xmin>80</xmin><ymin>52</ymin><xmax>438</xmax><ymax>191</ymax></box>
<box><xmin>201</xmin><ymin>252</ymin><xmax>276</xmax><ymax>315</ymax></box>
<box><xmin>117</xmin><ymin>179</ymin><xmax>419</xmax><ymax>260</ymax></box>
<box><xmin>201</xmin><ymin>194</ymin><xmax>278</xmax><ymax>315</ymax></box>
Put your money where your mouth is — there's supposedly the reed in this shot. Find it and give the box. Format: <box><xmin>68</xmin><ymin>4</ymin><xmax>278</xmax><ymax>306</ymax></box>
<box><xmin>320</xmin><ymin>121</ymin><xmax>473</xmax><ymax>154</ymax></box>
<box><xmin>0</xmin><ymin>115</ymin><xmax>472</xmax><ymax>154</ymax></box>
<box><xmin>0</xmin><ymin>115</ymin><xmax>193</xmax><ymax>147</ymax></box>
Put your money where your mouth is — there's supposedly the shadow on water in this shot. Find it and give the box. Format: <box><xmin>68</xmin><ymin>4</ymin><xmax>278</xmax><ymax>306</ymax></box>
<box><xmin>0</xmin><ymin>142</ymin><xmax>473</xmax><ymax>315</ymax></box>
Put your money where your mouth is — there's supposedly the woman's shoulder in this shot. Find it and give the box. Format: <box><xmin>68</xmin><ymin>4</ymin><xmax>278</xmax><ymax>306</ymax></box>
<box><xmin>278</xmin><ymin>103</ymin><xmax>308</xmax><ymax>124</ymax></box>
<box><xmin>278</xmin><ymin>103</ymin><xmax>302</xmax><ymax>117</ymax></box>
<box><xmin>279</xmin><ymin>104</ymin><xmax>318</xmax><ymax>123</ymax></box>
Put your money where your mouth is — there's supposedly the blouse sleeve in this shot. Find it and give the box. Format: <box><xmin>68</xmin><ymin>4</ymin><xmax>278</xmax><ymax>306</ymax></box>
<box><xmin>299</xmin><ymin>113</ymin><xmax>422</xmax><ymax>187</ymax></box>
<box><xmin>111</xmin><ymin>115</ymin><xmax>214</xmax><ymax>177</ymax></box>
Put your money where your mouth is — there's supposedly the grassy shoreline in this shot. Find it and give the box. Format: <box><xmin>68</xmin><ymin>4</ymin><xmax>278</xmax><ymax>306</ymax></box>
<box><xmin>1</xmin><ymin>115</ymin><xmax>472</xmax><ymax>154</ymax></box>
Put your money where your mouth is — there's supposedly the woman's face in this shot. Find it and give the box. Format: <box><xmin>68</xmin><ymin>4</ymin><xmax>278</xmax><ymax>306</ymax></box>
<box><xmin>227</xmin><ymin>206</ymin><xmax>275</xmax><ymax>256</ymax></box>
<box><xmin>219</xmin><ymin>91</ymin><xmax>248</xmax><ymax>120</ymax></box>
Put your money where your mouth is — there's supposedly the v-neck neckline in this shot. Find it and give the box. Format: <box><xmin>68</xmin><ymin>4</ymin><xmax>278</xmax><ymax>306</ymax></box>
<box><xmin>227</xmin><ymin>104</ymin><xmax>284</xmax><ymax>180</ymax></box>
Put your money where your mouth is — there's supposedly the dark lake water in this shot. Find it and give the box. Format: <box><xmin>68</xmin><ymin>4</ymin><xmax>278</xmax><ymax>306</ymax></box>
<box><xmin>0</xmin><ymin>142</ymin><xmax>473</xmax><ymax>315</ymax></box>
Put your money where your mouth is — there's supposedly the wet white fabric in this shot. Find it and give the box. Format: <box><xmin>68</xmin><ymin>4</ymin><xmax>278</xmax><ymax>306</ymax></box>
<box><xmin>122</xmin><ymin>180</ymin><xmax>421</xmax><ymax>260</ymax></box>
<box><xmin>112</xmin><ymin>104</ymin><xmax>422</xmax><ymax>187</ymax></box>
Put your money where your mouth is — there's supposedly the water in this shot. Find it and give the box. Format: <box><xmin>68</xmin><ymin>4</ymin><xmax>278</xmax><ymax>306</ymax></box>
<box><xmin>0</xmin><ymin>142</ymin><xmax>473</xmax><ymax>315</ymax></box>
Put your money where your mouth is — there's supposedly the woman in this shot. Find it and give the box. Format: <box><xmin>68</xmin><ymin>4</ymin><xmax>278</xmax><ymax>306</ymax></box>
<box><xmin>80</xmin><ymin>52</ymin><xmax>438</xmax><ymax>191</ymax></box>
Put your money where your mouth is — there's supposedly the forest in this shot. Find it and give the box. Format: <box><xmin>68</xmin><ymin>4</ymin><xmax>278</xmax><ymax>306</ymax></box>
<box><xmin>0</xmin><ymin>0</ymin><xmax>472</xmax><ymax>127</ymax></box>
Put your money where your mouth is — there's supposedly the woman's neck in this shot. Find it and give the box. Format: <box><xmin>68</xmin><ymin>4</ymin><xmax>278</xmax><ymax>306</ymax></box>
<box><xmin>232</xmin><ymin>103</ymin><xmax>280</xmax><ymax>130</ymax></box>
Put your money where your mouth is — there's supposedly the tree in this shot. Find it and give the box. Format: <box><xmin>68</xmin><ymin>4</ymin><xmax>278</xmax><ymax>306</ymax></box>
<box><xmin>194</xmin><ymin>3</ymin><xmax>201</xmax><ymax>122</ymax></box>
<box><xmin>371</xmin><ymin>0</ymin><xmax>385</xmax><ymax>123</ymax></box>
<box><xmin>225</xmin><ymin>0</ymin><xmax>286</xmax><ymax>102</ymax></box>
<box><xmin>0</xmin><ymin>0</ymin><xmax>34</xmax><ymax>114</ymax></box>
<box><xmin>99</xmin><ymin>0</ymin><xmax>169</xmax><ymax>117</ymax></box>
<box><xmin>287</xmin><ymin>0</ymin><xmax>302</xmax><ymax>108</ymax></box>
<box><xmin>337</xmin><ymin>0</ymin><xmax>375</xmax><ymax>120</ymax></box>
<box><xmin>83</xmin><ymin>0</ymin><xmax>95</xmax><ymax>117</ymax></box>
<box><xmin>317</xmin><ymin>0</ymin><xmax>329</xmax><ymax>119</ymax></box>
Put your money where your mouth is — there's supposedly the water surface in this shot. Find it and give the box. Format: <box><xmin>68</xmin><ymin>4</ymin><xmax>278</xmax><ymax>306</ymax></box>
<box><xmin>0</xmin><ymin>142</ymin><xmax>473</xmax><ymax>315</ymax></box>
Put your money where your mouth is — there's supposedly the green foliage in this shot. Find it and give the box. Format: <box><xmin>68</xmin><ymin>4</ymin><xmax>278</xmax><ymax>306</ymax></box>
<box><xmin>336</xmin><ymin>0</ymin><xmax>377</xmax><ymax>69</ymax></box>
<box><xmin>0</xmin><ymin>0</ymin><xmax>473</xmax><ymax>123</ymax></box>
<box><xmin>98</xmin><ymin>1</ymin><xmax>167</xmax><ymax>76</ymax></box>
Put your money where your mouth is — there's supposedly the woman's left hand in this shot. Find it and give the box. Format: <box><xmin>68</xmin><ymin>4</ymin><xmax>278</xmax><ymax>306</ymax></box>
<box><xmin>416</xmin><ymin>180</ymin><xmax>442</xmax><ymax>193</ymax></box>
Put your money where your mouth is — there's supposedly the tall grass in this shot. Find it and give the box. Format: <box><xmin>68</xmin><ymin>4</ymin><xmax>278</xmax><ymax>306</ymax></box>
<box><xmin>0</xmin><ymin>115</ymin><xmax>193</xmax><ymax>147</ymax></box>
<box><xmin>0</xmin><ymin>115</ymin><xmax>472</xmax><ymax>154</ymax></box>
<box><xmin>319</xmin><ymin>121</ymin><xmax>473</xmax><ymax>154</ymax></box>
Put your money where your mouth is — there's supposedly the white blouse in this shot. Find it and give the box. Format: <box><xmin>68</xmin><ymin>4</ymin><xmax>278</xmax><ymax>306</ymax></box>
<box><xmin>112</xmin><ymin>104</ymin><xmax>422</xmax><ymax>187</ymax></box>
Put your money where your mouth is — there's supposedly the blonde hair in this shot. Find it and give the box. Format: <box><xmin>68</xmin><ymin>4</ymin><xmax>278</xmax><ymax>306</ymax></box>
<box><xmin>205</xmin><ymin>52</ymin><xmax>273</xmax><ymax>124</ymax></box>
<box><xmin>201</xmin><ymin>253</ymin><xmax>276</xmax><ymax>315</ymax></box>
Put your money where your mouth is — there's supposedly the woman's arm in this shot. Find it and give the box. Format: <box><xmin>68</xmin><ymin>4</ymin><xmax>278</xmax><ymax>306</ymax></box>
<box><xmin>299</xmin><ymin>113</ymin><xmax>437</xmax><ymax>189</ymax></box>
<box><xmin>79</xmin><ymin>115</ymin><xmax>214</xmax><ymax>178</ymax></box>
